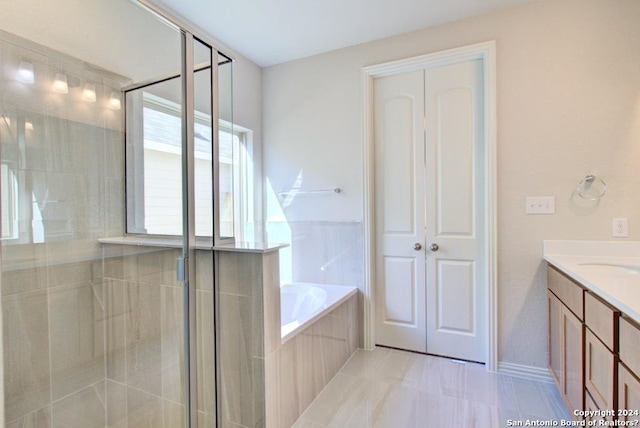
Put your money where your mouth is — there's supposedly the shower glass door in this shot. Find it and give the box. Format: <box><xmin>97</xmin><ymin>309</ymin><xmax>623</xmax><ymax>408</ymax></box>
<box><xmin>0</xmin><ymin>0</ymin><xmax>223</xmax><ymax>427</ymax></box>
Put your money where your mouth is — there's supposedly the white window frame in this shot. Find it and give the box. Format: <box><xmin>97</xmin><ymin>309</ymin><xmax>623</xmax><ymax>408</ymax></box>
<box><xmin>1</xmin><ymin>162</ymin><xmax>19</xmax><ymax>241</ymax></box>
<box><xmin>126</xmin><ymin>92</ymin><xmax>252</xmax><ymax>240</ymax></box>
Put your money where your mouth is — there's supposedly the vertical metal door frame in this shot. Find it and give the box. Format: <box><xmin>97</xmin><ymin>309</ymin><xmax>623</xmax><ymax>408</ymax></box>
<box><xmin>181</xmin><ymin>30</ymin><xmax>198</xmax><ymax>428</ymax></box>
<box><xmin>211</xmin><ymin>50</ymin><xmax>221</xmax><ymax>247</ymax></box>
<box><xmin>209</xmin><ymin>48</ymin><xmax>223</xmax><ymax>428</ymax></box>
<box><xmin>130</xmin><ymin>3</ymin><xmax>228</xmax><ymax>425</ymax></box>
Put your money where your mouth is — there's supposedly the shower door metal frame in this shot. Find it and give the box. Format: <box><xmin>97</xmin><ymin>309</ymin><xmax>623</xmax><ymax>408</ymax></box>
<box><xmin>180</xmin><ymin>32</ymin><xmax>221</xmax><ymax>428</ymax></box>
<box><xmin>180</xmin><ymin>31</ymin><xmax>198</xmax><ymax>428</ymax></box>
<box><xmin>131</xmin><ymin>1</ymin><xmax>233</xmax><ymax>426</ymax></box>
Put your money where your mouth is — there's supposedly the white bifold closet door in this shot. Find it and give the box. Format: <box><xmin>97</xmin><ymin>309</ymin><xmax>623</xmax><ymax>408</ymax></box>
<box><xmin>374</xmin><ymin>59</ymin><xmax>486</xmax><ymax>362</ymax></box>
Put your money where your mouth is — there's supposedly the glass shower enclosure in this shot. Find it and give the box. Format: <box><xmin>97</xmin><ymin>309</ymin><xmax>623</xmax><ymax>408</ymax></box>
<box><xmin>0</xmin><ymin>0</ymin><xmax>231</xmax><ymax>426</ymax></box>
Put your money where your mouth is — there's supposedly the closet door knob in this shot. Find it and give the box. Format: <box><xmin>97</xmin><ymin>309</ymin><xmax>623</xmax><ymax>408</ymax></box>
<box><xmin>413</xmin><ymin>243</ymin><xmax>422</xmax><ymax>251</ymax></box>
<box><xmin>430</xmin><ymin>243</ymin><xmax>439</xmax><ymax>252</ymax></box>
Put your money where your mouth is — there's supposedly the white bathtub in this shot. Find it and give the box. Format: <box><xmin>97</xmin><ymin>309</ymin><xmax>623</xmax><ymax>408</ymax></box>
<box><xmin>280</xmin><ymin>283</ymin><xmax>358</xmax><ymax>343</ymax></box>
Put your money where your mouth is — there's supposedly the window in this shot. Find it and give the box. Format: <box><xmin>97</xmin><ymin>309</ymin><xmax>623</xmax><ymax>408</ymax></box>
<box><xmin>1</xmin><ymin>162</ymin><xmax>19</xmax><ymax>240</ymax></box>
<box><xmin>125</xmin><ymin>91</ymin><xmax>251</xmax><ymax>240</ymax></box>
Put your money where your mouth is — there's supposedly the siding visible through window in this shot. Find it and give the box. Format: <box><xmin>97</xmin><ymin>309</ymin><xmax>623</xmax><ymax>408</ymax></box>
<box><xmin>126</xmin><ymin>91</ymin><xmax>248</xmax><ymax>239</ymax></box>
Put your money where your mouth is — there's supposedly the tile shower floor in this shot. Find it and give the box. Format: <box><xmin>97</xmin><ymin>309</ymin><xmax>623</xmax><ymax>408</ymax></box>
<box><xmin>292</xmin><ymin>347</ymin><xmax>571</xmax><ymax>427</ymax></box>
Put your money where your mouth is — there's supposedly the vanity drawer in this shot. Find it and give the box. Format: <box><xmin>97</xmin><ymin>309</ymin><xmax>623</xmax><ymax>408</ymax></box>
<box><xmin>585</xmin><ymin>291</ymin><xmax>619</xmax><ymax>352</ymax></box>
<box><xmin>547</xmin><ymin>265</ymin><xmax>584</xmax><ymax>320</ymax></box>
<box><xmin>619</xmin><ymin>317</ymin><xmax>640</xmax><ymax>377</ymax></box>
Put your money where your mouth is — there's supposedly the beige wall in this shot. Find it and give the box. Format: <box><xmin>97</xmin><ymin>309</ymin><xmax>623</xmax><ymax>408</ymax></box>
<box><xmin>263</xmin><ymin>0</ymin><xmax>640</xmax><ymax>368</ymax></box>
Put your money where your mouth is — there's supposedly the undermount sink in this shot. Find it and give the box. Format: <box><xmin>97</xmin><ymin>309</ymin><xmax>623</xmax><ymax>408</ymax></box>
<box><xmin>578</xmin><ymin>262</ymin><xmax>640</xmax><ymax>275</ymax></box>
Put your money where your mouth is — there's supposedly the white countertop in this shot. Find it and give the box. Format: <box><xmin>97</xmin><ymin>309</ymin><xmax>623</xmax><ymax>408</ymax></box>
<box><xmin>543</xmin><ymin>240</ymin><xmax>640</xmax><ymax>324</ymax></box>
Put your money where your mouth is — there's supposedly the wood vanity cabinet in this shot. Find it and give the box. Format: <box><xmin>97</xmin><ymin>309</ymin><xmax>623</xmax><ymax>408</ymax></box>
<box><xmin>547</xmin><ymin>266</ymin><xmax>585</xmax><ymax>414</ymax></box>
<box><xmin>548</xmin><ymin>260</ymin><xmax>640</xmax><ymax>423</ymax></box>
<box><xmin>547</xmin><ymin>263</ymin><xmax>640</xmax><ymax>423</ymax></box>
<box><xmin>619</xmin><ymin>317</ymin><xmax>640</xmax><ymax>422</ymax></box>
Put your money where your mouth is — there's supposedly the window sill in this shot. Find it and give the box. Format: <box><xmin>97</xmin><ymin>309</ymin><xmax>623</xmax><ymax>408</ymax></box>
<box><xmin>98</xmin><ymin>236</ymin><xmax>288</xmax><ymax>253</ymax></box>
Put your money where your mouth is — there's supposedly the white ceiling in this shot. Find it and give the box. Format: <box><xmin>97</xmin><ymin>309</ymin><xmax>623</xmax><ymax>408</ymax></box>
<box><xmin>155</xmin><ymin>0</ymin><xmax>531</xmax><ymax>67</ymax></box>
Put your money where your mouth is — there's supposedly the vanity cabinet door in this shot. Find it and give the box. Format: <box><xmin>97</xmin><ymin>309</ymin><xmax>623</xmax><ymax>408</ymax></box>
<box><xmin>549</xmin><ymin>290</ymin><xmax>584</xmax><ymax>413</ymax></box>
<box><xmin>585</xmin><ymin>329</ymin><xmax>616</xmax><ymax>411</ymax></box>
<box><xmin>619</xmin><ymin>317</ymin><xmax>640</xmax><ymax>377</ymax></box>
<box><xmin>618</xmin><ymin>363</ymin><xmax>640</xmax><ymax>423</ymax></box>
<box><xmin>549</xmin><ymin>291</ymin><xmax>563</xmax><ymax>386</ymax></box>
<box><xmin>564</xmin><ymin>304</ymin><xmax>584</xmax><ymax>413</ymax></box>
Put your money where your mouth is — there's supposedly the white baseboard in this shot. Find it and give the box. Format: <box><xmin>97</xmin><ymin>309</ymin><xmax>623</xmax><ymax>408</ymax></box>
<box><xmin>498</xmin><ymin>361</ymin><xmax>554</xmax><ymax>383</ymax></box>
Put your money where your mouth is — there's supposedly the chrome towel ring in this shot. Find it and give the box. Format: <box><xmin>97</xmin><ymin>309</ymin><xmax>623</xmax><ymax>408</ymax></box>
<box><xmin>576</xmin><ymin>175</ymin><xmax>607</xmax><ymax>200</ymax></box>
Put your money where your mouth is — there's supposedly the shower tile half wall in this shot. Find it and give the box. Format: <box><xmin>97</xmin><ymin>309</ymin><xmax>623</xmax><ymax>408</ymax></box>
<box><xmin>217</xmin><ymin>249</ymin><xmax>359</xmax><ymax>428</ymax></box>
<box><xmin>217</xmin><ymin>250</ymin><xmax>281</xmax><ymax>427</ymax></box>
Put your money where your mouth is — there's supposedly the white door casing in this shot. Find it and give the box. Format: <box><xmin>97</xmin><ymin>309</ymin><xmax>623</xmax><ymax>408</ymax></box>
<box><xmin>362</xmin><ymin>41</ymin><xmax>497</xmax><ymax>370</ymax></box>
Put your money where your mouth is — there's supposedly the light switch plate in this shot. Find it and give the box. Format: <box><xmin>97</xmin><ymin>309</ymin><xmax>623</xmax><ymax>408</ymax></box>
<box><xmin>526</xmin><ymin>196</ymin><xmax>555</xmax><ymax>214</ymax></box>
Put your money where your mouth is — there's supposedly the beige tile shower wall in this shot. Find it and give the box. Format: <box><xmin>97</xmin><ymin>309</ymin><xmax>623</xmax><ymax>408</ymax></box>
<box><xmin>196</xmin><ymin>250</ymin><xmax>216</xmax><ymax>428</ymax></box>
<box><xmin>1</xmin><ymin>30</ymin><xmax>127</xmax><ymax>427</ymax></box>
<box><xmin>2</xmin><ymin>272</ymin><xmax>52</xmax><ymax>425</ymax></box>
<box><xmin>2</xmin><ymin>256</ymin><xmax>108</xmax><ymax>427</ymax></box>
<box><xmin>0</xmin><ymin>244</ymin><xmax>216</xmax><ymax>428</ymax></box>
<box><xmin>103</xmin><ymin>245</ymin><xmax>196</xmax><ymax>428</ymax></box>
<box><xmin>268</xmin><ymin>294</ymin><xmax>359</xmax><ymax>428</ymax></box>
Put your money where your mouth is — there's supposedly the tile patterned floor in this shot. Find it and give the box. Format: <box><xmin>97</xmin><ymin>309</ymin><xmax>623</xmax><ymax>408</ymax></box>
<box><xmin>292</xmin><ymin>347</ymin><xmax>571</xmax><ymax>427</ymax></box>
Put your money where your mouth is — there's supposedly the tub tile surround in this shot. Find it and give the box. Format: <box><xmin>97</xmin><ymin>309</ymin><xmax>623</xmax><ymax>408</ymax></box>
<box><xmin>271</xmin><ymin>293</ymin><xmax>359</xmax><ymax>428</ymax></box>
<box><xmin>266</xmin><ymin>221</ymin><xmax>364</xmax><ymax>287</ymax></box>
